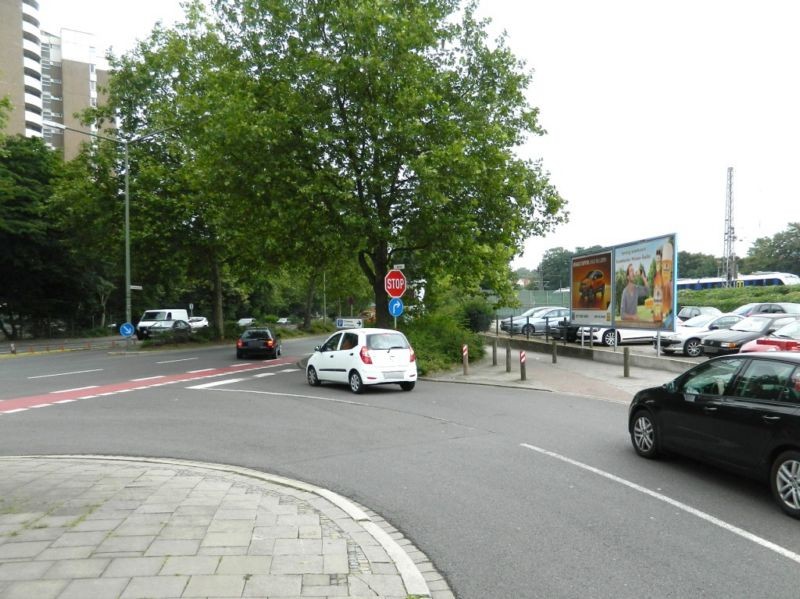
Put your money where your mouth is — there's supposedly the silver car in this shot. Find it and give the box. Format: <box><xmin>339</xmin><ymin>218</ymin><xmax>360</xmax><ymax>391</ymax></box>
<box><xmin>659</xmin><ymin>313</ymin><xmax>743</xmax><ymax>357</ymax></box>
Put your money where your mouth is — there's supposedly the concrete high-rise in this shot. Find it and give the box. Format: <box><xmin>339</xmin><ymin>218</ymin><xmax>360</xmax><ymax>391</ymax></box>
<box><xmin>0</xmin><ymin>0</ymin><xmax>109</xmax><ymax>160</ymax></box>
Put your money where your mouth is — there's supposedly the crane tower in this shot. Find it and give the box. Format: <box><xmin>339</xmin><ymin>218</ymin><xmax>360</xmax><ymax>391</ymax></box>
<box><xmin>722</xmin><ymin>167</ymin><xmax>736</xmax><ymax>287</ymax></box>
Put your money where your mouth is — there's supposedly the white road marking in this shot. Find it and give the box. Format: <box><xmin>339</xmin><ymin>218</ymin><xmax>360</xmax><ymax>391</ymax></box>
<box><xmin>28</xmin><ymin>369</ymin><xmax>102</xmax><ymax>379</ymax></box>
<box><xmin>131</xmin><ymin>375</ymin><xmax>165</xmax><ymax>382</ymax></box>
<box><xmin>187</xmin><ymin>368</ymin><xmax>215</xmax><ymax>373</ymax></box>
<box><xmin>157</xmin><ymin>357</ymin><xmax>198</xmax><ymax>364</ymax></box>
<box><xmin>53</xmin><ymin>399</ymin><xmax>76</xmax><ymax>404</ymax></box>
<box><xmin>50</xmin><ymin>386</ymin><xmax>98</xmax><ymax>394</ymax></box>
<box><xmin>4</xmin><ymin>409</ymin><xmax>28</xmax><ymax>414</ymax></box>
<box><xmin>520</xmin><ymin>443</ymin><xmax>800</xmax><ymax>565</ymax></box>
<box><xmin>186</xmin><ymin>378</ymin><xmax>245</xmax><ymax>390</ymax></box>
<box><xmin>252</xmin><ymin>373</ymin><xmax>275</xmax><ymax>378</ymax></box>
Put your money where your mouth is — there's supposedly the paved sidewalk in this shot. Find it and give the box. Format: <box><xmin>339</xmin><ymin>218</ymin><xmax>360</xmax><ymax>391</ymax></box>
<box><xmin>0</xmin><ymin>456</ymin><xmax>449</xmax><ymax>599</ymax></box>
<box><xmin>424</xmin><ymin>343</ymin><xmax>679</xmax><ymax>403</ymax></box>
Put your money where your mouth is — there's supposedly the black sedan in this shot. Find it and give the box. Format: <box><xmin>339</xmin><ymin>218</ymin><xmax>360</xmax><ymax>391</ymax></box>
<box><xmin>702</xmin><ymin>314</ymin><xmax>800</xmax><ymax>356</ymax></box>
<box><xmin>628</xmin><ymin>352</ymin><xmax>800</xmax><ymax>518</ymax></box>
<box><xmin>235</xmin><ymin>328</ymin><xmax>281</xmax><ymax>359</ymax></box>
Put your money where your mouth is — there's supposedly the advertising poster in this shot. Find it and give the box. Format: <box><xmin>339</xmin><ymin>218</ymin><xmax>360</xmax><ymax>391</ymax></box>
<box><xmin>613</xmin><ymin>234</ymin><xmax>676</xmax><ymax>330</ymax></box>
<box><xmin>571</xmin><ymin>251</ymin><xmax>613</xmax><ymax>326</ymax></box>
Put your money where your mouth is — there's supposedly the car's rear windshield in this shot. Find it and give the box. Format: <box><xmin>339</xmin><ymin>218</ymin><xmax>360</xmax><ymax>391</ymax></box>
<box><xmin>367</xmin><ymin>332</ymin><xmax>409</xmax><ymax>350</ymax></box>
<box><xmin>142</xmin><ymin>311</ymin><xmax>168</xmax><ymax>321</ymax></box>
<box><xmin>243</xmin><ymin>330</ymin><xmax>272</xmax><ymax>340</ymax></box>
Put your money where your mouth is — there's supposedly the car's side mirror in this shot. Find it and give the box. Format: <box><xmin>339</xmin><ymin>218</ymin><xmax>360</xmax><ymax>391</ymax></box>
<box><xmin>709</xmin><ymin>324</ymin><xmax>717</xmax><ymax>330</ymax></box>
<box><xmin>314</xmin><ymin>345</ymin><xmax>321</xmax><ymax>352</ymax></box>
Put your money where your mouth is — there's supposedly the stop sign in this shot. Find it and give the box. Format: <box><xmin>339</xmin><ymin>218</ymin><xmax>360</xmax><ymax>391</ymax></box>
<box><xmin>384</xmin><ymin>269</ymin><xmax>407</xmax><ymax>298</ymax></box>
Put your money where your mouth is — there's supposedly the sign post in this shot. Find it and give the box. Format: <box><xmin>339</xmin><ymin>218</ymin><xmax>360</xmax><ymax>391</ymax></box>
<box><xmin>385</xmin><ymin>269</ymin><xmax>407</xmax><ymax>328</ymax></box>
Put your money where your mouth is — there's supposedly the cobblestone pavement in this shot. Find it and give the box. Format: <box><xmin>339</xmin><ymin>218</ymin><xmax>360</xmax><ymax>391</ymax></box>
<box><xmin>0</xmin><ymin>456</ymin><xmax>451</xmax><ymax>599</ymax></box>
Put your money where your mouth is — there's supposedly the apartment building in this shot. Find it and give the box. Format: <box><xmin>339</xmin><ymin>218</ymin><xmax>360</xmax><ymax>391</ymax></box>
<box><xmin>0</xmin><ymin>0</ymin><xmax>109</xmax><ymax>160</ymax></box>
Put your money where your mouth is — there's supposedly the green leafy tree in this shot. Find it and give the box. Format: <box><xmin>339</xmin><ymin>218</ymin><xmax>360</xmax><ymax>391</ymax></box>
<box><xmin>742</xmin><ymin>223</ymin><xmax>800</xmax><ymax>274</ymax></box>
<box><xmin>535</xmin><ymin>247</ymin><xmax>573</xmax><ymax>290</ymax></box>
<box><xmin>677</xmin><ymin>251</ymin><xmax>719</xmax><ymax>279</ymax></box>
<box><xmin>0</xmin><ymin>136</ymin><xmax>78</xmax><ymax>339</ymax></box>
<box><xmin>182</xmin><ymin>0</ymin><xmax>566</xmax><ymax>327</ymax></box>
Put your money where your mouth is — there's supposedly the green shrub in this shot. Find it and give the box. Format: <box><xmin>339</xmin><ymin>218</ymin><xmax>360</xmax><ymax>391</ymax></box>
<box><xmin>460</xmin><ymin>297</ymin><xmax>493</xmax><ymax>332</ymax></box>
<box><xmin>401</xmin><ymin>312</ymin><xmax>484</xmax><ymax>375</ymax></box>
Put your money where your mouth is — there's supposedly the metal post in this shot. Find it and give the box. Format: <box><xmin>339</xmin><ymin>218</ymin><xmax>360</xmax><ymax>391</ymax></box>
<box><xmin>492</xmin><ymin>337</ymin><xmax>497</xmax><ymax>366</ymax></box>
<box><xmin>624</xmin><ymin>347</ymin><xmax>630</xmax><ymax>378</ymax></box>
<box><xmin>520</xmin><ymin>350</ymin><xmax>527</xmax><ymax>381</ymax></box>
<box><xmin>124</xmin><ymin>142</ymin><xmax>131</xmax><ymax>345</ymax></box>
<box><xmin>552</xmin><ymin>340</ymin><xmax>557</xmax><ymax>363</ymax></box>
<box><xmin>505</xmin><ymin>339</ymin><xmax>511</xmax><ymax>373</ymax></box>
<box><xmin>462</xmin><ymin>344</ymin><xmax>469</xmax><ymax>375</ymax></box>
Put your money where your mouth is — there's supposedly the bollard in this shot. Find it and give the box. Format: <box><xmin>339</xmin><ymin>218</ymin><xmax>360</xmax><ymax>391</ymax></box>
<box><xmin>462</xmin><ymin>344</ymin><xmax>469</xmax><ymax>375</ymax></box>
<box><xmin>9</xmin><ymin>343</ymin><xmax>16</xmax><ymax>355</ymax></box>
<box><xmin>506</xmin><ymin>339</ymin><xmax>511</xmax><ymax>373</ymax></box>
<box><xmin>492</xmin><ymin>338</ymin><xmax>497</xmax><ymax>366</ymax></box>
<box><xmin>552</xmin><ymin>340</ymin><xmax>557</xmax><ymax>363</ymax></box>
<box><xmin>520</xmin><ymin>350</ymin><xmax>527</xmax><ymax>381</ymax></box>
<box><xmin>623</xmin><ymin>347</ymin><xmax>630</xmax><ymax>378</ymax></box>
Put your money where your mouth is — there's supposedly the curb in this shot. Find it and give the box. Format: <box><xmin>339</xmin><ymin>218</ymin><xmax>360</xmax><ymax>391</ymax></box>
<box><xmin>6</xmin><ymin>454</ymin><xmax>433</xmax><ymax>598</ymax></box>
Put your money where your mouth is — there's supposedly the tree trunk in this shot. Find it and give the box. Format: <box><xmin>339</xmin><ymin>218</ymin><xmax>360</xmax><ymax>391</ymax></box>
<box><xmin>212</xmin><ymin>257</ymin><xmax>224</xmax><ymax>340</ymax></box>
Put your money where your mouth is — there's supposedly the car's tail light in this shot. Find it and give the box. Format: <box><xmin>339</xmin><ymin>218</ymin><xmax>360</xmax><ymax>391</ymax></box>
<box><xmin>409</xmin><ymin>347</ymin><xmax>416</xmax><ymax>362</ymax></box>
<box><xmin>359</xmin><ymin>346</ymin><xmax>373</xmax><ymax>364</ymax></box>
<box><xmin>236</xmin><ymin>339</ymin><xmax>243</xmax><ymax>348</ymax></box>
<box><xmin>265</xmin><ymin>339</ymin><xmax>274</xmax><ymax>348</ymax></box>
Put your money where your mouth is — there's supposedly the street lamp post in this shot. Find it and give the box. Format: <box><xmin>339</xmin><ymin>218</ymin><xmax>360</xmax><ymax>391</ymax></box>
<box><xmin>43</xmin><ymin>121</ymin><xmax>160</xmax><ymax>330</ymax></box>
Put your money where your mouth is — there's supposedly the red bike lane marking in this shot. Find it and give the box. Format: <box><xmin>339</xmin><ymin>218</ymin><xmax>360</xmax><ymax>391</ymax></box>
<box><xmin>0</xmin><ymin>358</ymin><xmax>298</xmax><ymax>414</ymax></box>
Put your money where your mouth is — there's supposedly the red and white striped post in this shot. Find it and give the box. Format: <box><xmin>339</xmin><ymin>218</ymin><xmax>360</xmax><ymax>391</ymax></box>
<box><xmin>462</xmin><ymin>344</ymin><xmax>469</xmax><ymax>375</ymax></box>
<box><xmin>520</xmin><ymin>350</ymin><xmax>527</xmax><ymax>381</ymax></box>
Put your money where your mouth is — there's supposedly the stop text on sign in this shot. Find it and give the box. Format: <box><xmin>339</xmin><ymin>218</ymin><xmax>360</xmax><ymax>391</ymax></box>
<box><xmin>384</xmin><ymin>269</ymin><xmax>407</xmax><ymax>298</ymax></box>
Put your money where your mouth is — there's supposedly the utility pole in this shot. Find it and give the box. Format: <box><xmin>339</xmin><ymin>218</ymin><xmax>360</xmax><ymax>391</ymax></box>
<box><xmin>722</xmin><ymin>167</ymin><xmax>737</xmax><ymax>287</ymax></box>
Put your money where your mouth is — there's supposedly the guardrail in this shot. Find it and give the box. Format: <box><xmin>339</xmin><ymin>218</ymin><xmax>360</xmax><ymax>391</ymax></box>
<box><xmin>0</xmin><ymin>336</ymin><xmax>136</xmax><ymax>356</ymax></box>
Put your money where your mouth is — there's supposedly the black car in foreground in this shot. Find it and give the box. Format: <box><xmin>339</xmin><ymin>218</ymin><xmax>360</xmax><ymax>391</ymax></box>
<box><xmin>702</xmin><ymin>313</ymin><xmax>800</xmax><ymax>356</ymax></box>
<box><xmin>235</xmin><ymin>328</ymin><xmax>282</xmax><ymax>359</ymax></box>
<box><xmin>629</xmin><ymin>352</ymin><xmax>800</xmax><ymax>518</ymax></box>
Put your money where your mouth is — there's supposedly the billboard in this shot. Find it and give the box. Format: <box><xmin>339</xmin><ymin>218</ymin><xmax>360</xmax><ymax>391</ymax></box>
<box><xmin>571</xmin><ymin>251</ymin><xmax>613</xmax><ymax>326</ymax></box>
<box><xmin>612</xmin><ymin>234</ymin><xmax>676</xmax><ymax>330</ymax></box>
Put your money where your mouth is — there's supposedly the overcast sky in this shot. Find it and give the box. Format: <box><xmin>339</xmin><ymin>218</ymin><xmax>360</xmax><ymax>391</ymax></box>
<box><xmin>38</xmin><ymin>1</ymin><xmax>799</xmax><ymax>270</ymax></box>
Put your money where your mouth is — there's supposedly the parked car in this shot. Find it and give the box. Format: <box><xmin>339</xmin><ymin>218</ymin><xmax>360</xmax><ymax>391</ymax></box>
<box><xmin>501</xmin><ymin>307</ymin><xmax>569</xmax><ymax>335</ymax></box>
<box><xmin>145</xmin><ymin>319</ymin><xmax>193</xmax><ymax>342</ymax></box>
<box><xmin>740</xmin><ymin>319</ymin><xmax>800</xmax><ymax>353</ymax></box>
<box><xmin>577</xmin><ymin>325</ymin><xmax>657</xmax><ymax>347</ymax></box>
<box><xmin>237</xmin><ymin>317</ymin><xmax>256</xmax><ymax>327</ymax></box>
<box><xmin>676</xmin><ymin>306</ymin><xmax>722</xmax><ymax>322</ymax></box>
<box><xmin>276</xmin><ymin>317</ymin><xmax>290</xmax><ymax>325</ymax></box>
<box><xmin>579</xmin><ymin>270</ymin><xmax>605</xmax><ymax>302</ymax></box>
<box><xmin>702</xmin><ymin>314</ymin><xmax>800</xmax><ymax>356</ymax></box>
<box><xmin>306</xmin><ymin>328</ymin><xmax>417</xmax><ymax>393</ymax></box>
<box><xmin>547</xmin><ymin>318</ymin><xmax>580</xmax><ymax>342</ymax></box>
<box><xmin>136</xmin><ymin>308</ymin><xmax>189</xmax><ymax>340</ymax></box>
<box><xmin>733</xmin><ymin>302</ymin><xmax>800</xmax><ymax>317</ymax></box>
<box><xmin>659</xmin><ymin>313</ymin><xmax>743</xmax><ymax>357</ymax></box>
<box><xmin>236</xmin><ymin>328</ymin><xmax>281</xmax><ymax>359</ymax></box>
<box><xmin>188</xmin><ymin>316</ymin><xmax>209</xmax><ymax>329</ymax></box>
<box><xmin>628</xmin><ymin>352</ymin><xmax>800</xmax><ymax>518</ymax></box>
<box><xmin>499</xmin><ymin>306</ymin><xmax>558</xmax><ymax>333</ymax></box>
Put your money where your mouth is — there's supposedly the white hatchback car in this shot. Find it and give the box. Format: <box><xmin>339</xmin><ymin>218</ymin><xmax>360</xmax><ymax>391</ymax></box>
<box><xmin>306</xmin><ymin>328</ymin><xmax>417</xmax><ymax>393</ymax></box>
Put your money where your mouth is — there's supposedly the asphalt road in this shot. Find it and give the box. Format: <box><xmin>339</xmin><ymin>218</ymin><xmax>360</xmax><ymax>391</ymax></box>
<box><xmin>1</xmin><ymin>339</ymin><xmax>799</xmax><ymax>598</ymax></box>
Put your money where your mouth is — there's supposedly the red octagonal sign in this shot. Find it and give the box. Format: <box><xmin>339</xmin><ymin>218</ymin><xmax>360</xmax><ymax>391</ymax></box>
<box><xmin>384</xmin><ymin>269</ymin><xmax>407</xmax><ymax>298</ymax></box>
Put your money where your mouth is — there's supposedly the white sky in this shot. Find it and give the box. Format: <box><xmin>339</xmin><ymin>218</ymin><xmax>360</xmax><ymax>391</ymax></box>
<box><xmin>39</xmin><ymin>1</ymin><xmax>799</xmax><ymax>269</ymax></box>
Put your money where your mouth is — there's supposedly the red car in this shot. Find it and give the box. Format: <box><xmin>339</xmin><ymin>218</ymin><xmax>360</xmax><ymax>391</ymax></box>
<box><xmin>740</xmin><ymin>320</ymin><xmax>800</xmax><ymax>353</ymax></box>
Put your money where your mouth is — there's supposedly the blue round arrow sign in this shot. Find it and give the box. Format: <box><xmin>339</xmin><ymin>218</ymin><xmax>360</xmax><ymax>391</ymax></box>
<box><xmin>120</xmin><ymin>322</ymin><xmax>135</xmax><ymax>337</ymax></box>
<box><xmin>388</xmin><ymin>298</ymin><xmax>404</xmax><ymax>317</ymax></box>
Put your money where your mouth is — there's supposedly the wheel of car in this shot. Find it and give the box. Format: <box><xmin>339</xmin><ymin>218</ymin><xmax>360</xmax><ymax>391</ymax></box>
<box><xmin>349</xmin><ymin>370</ymin><xmax>364</xmax><ymax>394</ymax></box>
<box><xmin>277</xmin><ymin>344</ymin><xmax>282</xmax><ymax>356</ymax></box>
<box><xmin>522</xmin><ymin>324</ymin><xmax>535</xmax><ymax>336</ymax></box>
<box><xmin>770</xmin><ymin>450</ymin><xmax>800</xmax><ymax>519</ymax></box>
<box><xmin>307</xmin><ymin>366</ymin><xmax>321</xmax><ymax>387</ymax></box>
<box><xmin>602</xmin><ymin>329</ymin><xmax>618</xmax><ymax>346</ymax></box>
<box><xmin>400</xmin><ymin>381</ymin><xmax>415</xmax><ymax>392</ymax></box>
<box><xmin>236</xmin><ymin>349</ymin><xmax>244</xmax><ymax>359</ymax></box>
<box><xmin>630</xmin><ymin>410</ymin><xmax>660</xmax><ymax>459</ymax></box>
<box><xmin>684</xmin><ymin>338</ymin><xmax>703</xmax><ymax>357</ymax></box>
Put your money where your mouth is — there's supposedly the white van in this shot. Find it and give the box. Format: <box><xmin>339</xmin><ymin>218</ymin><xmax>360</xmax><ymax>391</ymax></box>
<box><xmin>137</xmin><ymin>308</ymin><xmax>189</xmax><ymax>340</ymax></box>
